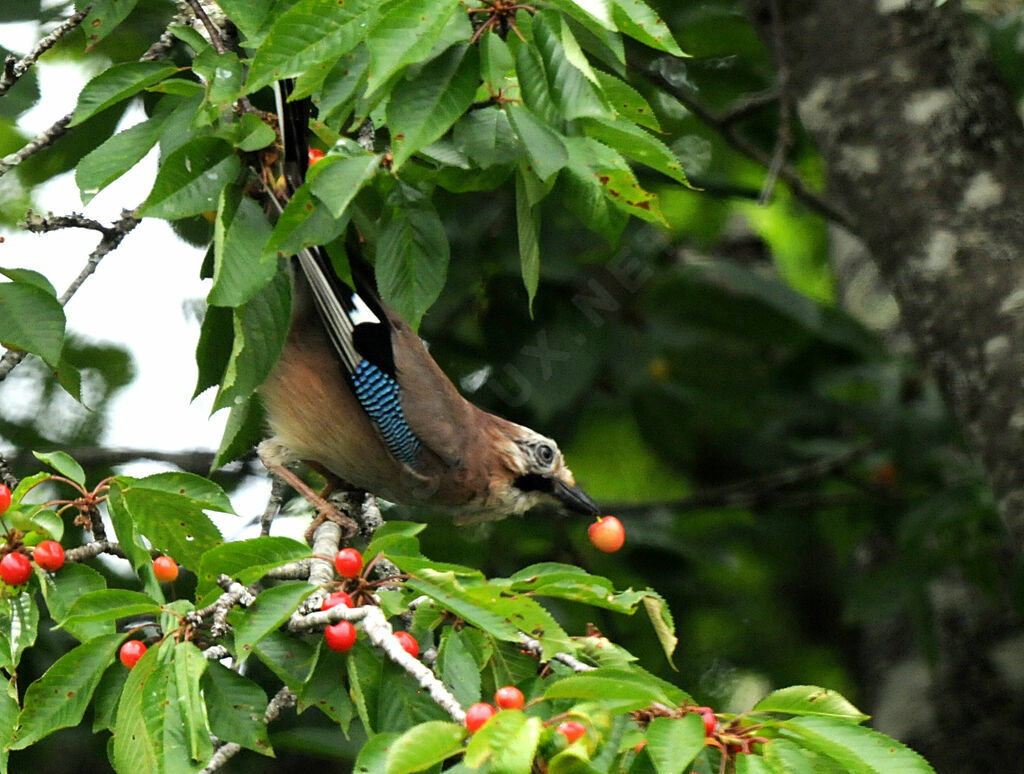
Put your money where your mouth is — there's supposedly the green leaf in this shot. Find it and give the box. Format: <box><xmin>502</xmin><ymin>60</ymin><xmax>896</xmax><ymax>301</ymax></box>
<box><xmin>778</xmin><ymin>716</ymin><xmax>936</xmax><ymax>774</ymax></box>
<box><xmin>610</xmin><ymin>0</ymin><xmax>683</xmax><ymax>55</ymax></box>
<box><xmin>0</xmin><ymin>280</ymin><xmax>65</xmax><ymax>367</ymax></box>
<box><xmin>106</xmin><ymin>485</ymin><xmax>162</xmax><ymax>599</ymax></box>
<box><xmin>264</xmin><ymin>185</ymin><xmax>349</xmax><ymax>259</ymax></box>
<box><xmin>217</xmin><ymin>0</ymin><xmax>276</xmax><ymax>44</ymax></box>
<box><xmin>364</xmin><ymin>520</ymin><xmax>426</xmax><ymax>560</ymax></box>
<box><xmin>91</xmin><ymin>665</ymin><xmax>127</xmax><ymax>733</ymax></box>
<box><xmin>645</xmin><ymin>714</ymin><xmax>705</xmax><ymax>774</ymax></box>
<box><xmin>214</xmin><ymin>267</ymin><xmax>291</xmax><ymax>411</ymax></box>
<box><xmin>594</xmin><ymin>70</ymin><xmax>660</xmax><ymax>130</ymax></box>
<box><xmin>252</xmin><ymin>628</ymin><xmax>318</xmax><ymax>689</ymax></box>
<box><xmin>77</xmin><ymin>94</ymin><xmax>201</xmax><ymax>202</ymax></box>
<box><xmin>377</xmin><ymin>184</ymin><xmax>449</xmax><ymax>329</ymax></box>
<box><xmin>354</xmin><ymin>731</ymin><xmax>401</xmax><ymax>774</ymax></box>
<box><xmin>59</xmin><ymin>589</ymin><xmax>162</xmax><ymax>628</ymax></box>
<box><xmin>117</xmin><ymin>481</ymin><xmax>225</xmax><ymax>572</ymax></box>
<box><xmin>126</xmin><ymin>470</ymin><xmax>234</xmax><ymax>512</ymax></box>
<box><xmin>79</xmin><ymin>0</ymin><xmax>142</xmax><ymax>50</ymax></box>
<box><xmin>298</xmin><ymin>645</ymin><xmax>356</xmax><ymax>730</ymax></box>
<box><xmin>140</xmin><ymin>136</ymin><xmax>241</xmax><ymax>220</ymax></box>
<box><xmin>642</xmin><ymin>591</ymin><xmax>677</xmax><ymax>666</ymax></box>
<box><xmin>195</xmin><ymin>301</ymin><xmax>233</xmax><ymax>398</ymax></box>
<box><xmin>544</xmin><ymin>668</ymin><xmax>687</xmax><ymax>712</ymax></box>
<box><xmin>0</xmin><ymin>593</ymin><xmax>37</xmax><ymax>670</ymax></box>
<box><xmin>209</xmin><ymin>189</ymin><xmax>276</xmax><ymax>307</ymax></box>
<box><xmin>452</xmin><ymin>107</ymin><xmax>521</xmax><ymax>168</ymax></box>
<box><xmin>582</xmin><ymin>117</ymin><xmax>687</xmax><ymax>184</ymax></box>
<box><xmin>234</xmin><ymin>581</ymin><xmax>314</xmax><ymax>658</ymax></box>
<box><xmin>504</xmin><ymin>104</ymin><xmax>567</xmax><ymax>182</ymax></box>
<box><xmin>172</xmin><ymin>641</ymin><xmax>213</xmax><ymax>764</ymax></box>
<box><xmin>480</xmin><ymin>33</ymin><xmax>514</xmax><ymax>96</ymax></box>
<box><xmin>70</xmin><ymin>61</ymin><xmax>178</xmax><ymax>126</ymax></box>
<box><xmin>25</xmin><ymin>508</ymin><xmax>62</xmax><ymax>541</ymax></box>
<box><xmin>12</xmin><ymin>632</ymin><xmax>125</xmax><ymax>748</ymax></box>
<box><xmin>0</xmin><ymin>268</ymin><xmax>54</xmax><ymax>296</ymax></box>
<box><xmin>437</xmin><ymin>627</ymin><xmax>483</xmax><ymax>707</ymax></box>
<box><xmin>388</xmin><ymin>44</ymin><xmax>479</xmax><ymax>169</ymax></box>
<box><xmin>565</xmin><ymin>135</ymin><xmax>666</xmax><ymax>224</ymax></box>
<box><xmin>31</xmin><ymin>450</ymin><xmax>85</xmax><ymax>486</ymax></box>
<box><xmin>532</xmin><ymin>10</ymin><xmax>608</xmax><ymax>120</ymax></box>
<box><xmin>515</xmin><ymin>166</ymin><xmax>540</xmax><ymax>311</ymax></box>
<box><xmin>464</xmin><ymin>710</ymin><xmax>542</xmax><ymax>774</ymax></box>
<box><xmin>384</xmin><ymin>720</ymin><xmax>466</xmax><ymax>774</ymax></box>
<box><xmin>246</xmin><ymin>0</ymin><xmax>382</xmax><ymax>92</ymax></box>
<box><xmin>364</xmin><ymin>0</ymin><xmax>462</xmax><ymax>97</ymax></box>
<box><xmin>308</xmin><ymin>153</ymin><xmax>382</xmax><ymax>218</ymax></box>
<box><xmin>211</xmin><ymin>394</ymin><xmax>266</xmax><ymax>470</ymax></box>
<box><xmin>735</xmin><ymin>753</ymin><xmax>778</xmax><ymax>774</ymax></box>
<box><xmin>193</xmin><ymin>47</ymin><xmax>243</xmax><ymax>105</ymax></box>
<box><xmin>111</xmin><ymin>644</ymin><xmax>158</xmax><ymax>773</ymax></box>
<box><xmin>196</xmin><ymin>536</ymin><xmax>311</xmax><ymax>604</ymax></box>
<box><xmin>202</xmin><ymin>660</ymin><xmax>273</xmax><ymax>755</ymax></box>
<box><xmin>38</xmin><ymin>562</ymin><xmax>108</xmax><ymax>640</ymax></box>
<box><xmin>218</xmin><ymin>112</ymin><xmax>277</xmax><ymax>151</ymax></box>
<box><xmin>754</xmin><ymin>686</ymin><xmax>869</xmax><ymax>722</ymax></box>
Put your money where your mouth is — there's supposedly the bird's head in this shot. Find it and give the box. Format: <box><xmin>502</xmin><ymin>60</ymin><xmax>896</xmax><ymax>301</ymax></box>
<box><xmin>484</xmin><ymin>424</ymin><xmax>599</xmax><ymax>519</ymax></box>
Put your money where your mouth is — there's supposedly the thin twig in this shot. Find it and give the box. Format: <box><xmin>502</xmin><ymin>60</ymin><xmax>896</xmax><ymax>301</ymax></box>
<box><xmin>645</xmin><ymin>61</ymin><xmax>854</xmax><ymax>230</ymax></box>
<box><xmin>519</xmin><ymin>633</ymin><xmax>596</xmax><ymax>672</ymax></box>
<box><xmin>199</xmin><ymin>687</ymin><xmax>296</xmax><ymax>773</ymax></box>
<box><xmin>185</xmin><ymin>0</ymin><xmax>227</xmax><ymax>55</ymax></box>
<box><xmin>0</xmin><ymin>8</ymin><xmax>90</xmax><ymax>97</ymax></box>
<box><xmin>758</xmin><ymin>0</ymin><xmax>792</xmax><ymax>205</ymax></box>
<box><xmin>0</xmin><ymin>114</ymin><xmax>72</xmax><ymax>180</ymax></box>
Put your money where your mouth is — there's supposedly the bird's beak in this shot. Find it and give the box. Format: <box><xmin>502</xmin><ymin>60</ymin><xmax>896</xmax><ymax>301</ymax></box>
<box><xmin>553</xmin><ymin>479</ymin><xmax>600</xmax><ymax>516</ymax></box>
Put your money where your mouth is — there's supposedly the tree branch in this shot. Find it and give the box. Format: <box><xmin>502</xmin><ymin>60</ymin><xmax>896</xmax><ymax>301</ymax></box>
<box><xmin>0</xmin><ymin>8</ymin><xmax>90</xmax><ymax>97</ymax></box>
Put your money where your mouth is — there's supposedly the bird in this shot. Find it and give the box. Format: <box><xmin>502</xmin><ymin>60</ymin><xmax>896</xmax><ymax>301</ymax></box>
<box><xmin>256</xmin><ymin>82</ymin><xmax>599</xmax><ymax>527</ymax></box>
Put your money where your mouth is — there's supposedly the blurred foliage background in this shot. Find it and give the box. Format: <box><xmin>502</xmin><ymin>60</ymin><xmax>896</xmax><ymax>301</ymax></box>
<box><xmin>1</xmin><ymin>0</ymin><xmax>1022</xmax><ymax>772</ymax></box>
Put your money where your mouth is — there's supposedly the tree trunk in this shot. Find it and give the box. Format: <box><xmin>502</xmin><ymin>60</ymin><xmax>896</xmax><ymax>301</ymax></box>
<box><xmin>747</xmin><ymin>0</ymin><xmax>1024</xmax><ymax>554</ymax></box>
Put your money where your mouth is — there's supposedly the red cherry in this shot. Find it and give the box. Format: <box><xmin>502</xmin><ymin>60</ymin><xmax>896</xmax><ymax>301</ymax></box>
<box><xmin>494</xmin><ymin>685</ymin><xmax>524</xmax><ymax>710</ymax></box>
<box><xmin>587</xmin><ymin>515</ymin><xmax>625</xmax><ymax>553</ymax></box>
<box><xmin>696</xmin><ymin>706</ymin><xmax>716</xmax><ymax>736</ymax></box>
<box><xmin>152</xmin><ymin>556</ymin><xmax>179</xmax><ymax>583</ymax></box>
<box><xmin>464</xmin><ymin>702</ymin><xmax>496</xmax><ymax>732</ymax></box>
<box><xmin>119</xmin><ymin>640</ymin><xmax>147</xmax><ymax>669</ymax></box>
<box><xmin>394</xmin><ymin>630</ymin><xmax>419</xmax><ymax>658</ymax></box>
<box><xmin>0</xmin><ymin>552</ymin><xmax>31</xmax><ymax>585</ymax></box>
<box><xmin>334</xmin><ymin>548</ymin><xmax>363</xmax><ymax>578</ymax></box>
<box><xmin>0</xmin><ymin>484</ymin><xmax>10</xmax><ymax>515</ymax></box>
<box><xmin>33</xmin><ymin>540</ymin><xmax>64</xmax><ymax>572</ymax></box>
<box><xmin>308</xmin><ymin>147</ymin><xmax>325</xmax><ymax>166</ymax></box>
<box><xmin>557</xmin><ymin>720</ymin><xmax>586</xmax><ymax>744</ymax></box>
<box><xmin>322</xmin><ymin>591</ymin><xmax>354</xmax><ymax>611</ymax></box>
<box><xmin>324</xmin><ymin>621</ymin><xmax>357</xmax><ymax>652</ymax></box>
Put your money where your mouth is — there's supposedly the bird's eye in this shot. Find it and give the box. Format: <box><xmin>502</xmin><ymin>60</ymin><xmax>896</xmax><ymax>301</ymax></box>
<box><xmin>535</xmin><ymin>443</ymin><xmax>555</xmax><ymax>467</ymax></box>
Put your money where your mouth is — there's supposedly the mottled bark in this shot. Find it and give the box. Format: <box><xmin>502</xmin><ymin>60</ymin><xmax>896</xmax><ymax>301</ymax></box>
<box><xmin>747</xmin><ymin>0</ymin><xmax>1024</xmax><ymax>553</ymax></box>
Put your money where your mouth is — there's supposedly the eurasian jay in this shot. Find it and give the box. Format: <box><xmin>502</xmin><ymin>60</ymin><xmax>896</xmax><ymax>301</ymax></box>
<box><xmin>257</xmin><ymin>83</ymin><xmax>599</xmax><ymax>525</ymax></box>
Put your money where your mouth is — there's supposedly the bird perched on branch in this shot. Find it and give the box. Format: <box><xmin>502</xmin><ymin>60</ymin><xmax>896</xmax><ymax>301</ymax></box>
<box><xmin>257</xmin><ymin>82</ymin><xmax>598</xmax><ymax>527</ymax></box>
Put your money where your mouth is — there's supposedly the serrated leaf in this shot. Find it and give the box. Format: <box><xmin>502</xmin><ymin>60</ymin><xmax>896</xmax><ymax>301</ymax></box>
<box><xmin>355</xmin><ymin>731</ymin><xmax>401</xmax><ymax>774</ymax></box>
<box><xmin>384</xmin><ymin>720</ymin><xmax>466</xmax><ymax>774</ymax></box>
<box><xmin>594</xmin><ymin>70</ymin><xmax>659</xmax><ymax>130</ymax></box>
<box><xmin>389</xmin><ymin>44</ymin><xmax>479</xmax><ymax>169</ymax></box>
<box><xmin>173</xmin><ymin>641</ymin><xmax>213</xmax><ymax>764</ymax></box>
<box><xmin>38</xmin><ymin>562</ymin><xmax>109</xmax><ymax>641</ymax></box>
<box><xmin>136</xmin><ymin>645</ymin><xmax>210</xmax><ymax>773</ymax></box>
<box><xmin>111</xmin><ymin>644</ymin><xmax>158</xmax><ymax>773</ymax></box>
<box><xmin>364</xmin><ymin>0</ymin><xmax>462</xmax><ymax>97</ymax></box>
<box><xmin>140</xmin><ymin>136</ymin><xmax>241</xmax><ymax>220</ymax></box>
<box><xmin>91</xmin><ymin>665</ymin><xmax>126</xmax><ymax>733</ymax></box>
<box><xmin>117</xmin><ymin>479</ymin><xmax>225</xmax><ymax>571</ymax></box>
<box><xmin>264</xmin><ymin>185</ymin><xmax>349</xmax><ymax>259</ymax></box>
<box><xmin>218</xmin><ymin>111</ymin><xmax>277</xmax><ymax>151</ymax></box>
<box><xmin>196</xmin><ymin>536</ymin><xmax>311</xmax><ymax>604</ymax></box>
<box><xmin>376</xmin><ymin>184</ymin><xmax>449</xmax><ymax>329</ymax></box>
<box><xmin>453</xmin><ymin>108</ymin><xmax>521</xmax><ymax>168</ymax></box>
<box><xmin>246</xmin><ymin>0</ymin><xmax>381</xmax><ymax>92</ymax></box>
<box><xmin>252</xmin><ymin>628</ymin><xmax>318</xmax><ymax>689</ymax></box>
<box><xmin>105</xmin><ymin>484</ymin><xmax>162</xmax><ymax>598</ymax></box>
<box><xmin>437</xmin><ymin>627</ymin><xmax>482</xmax><ymax>707</ymax></box>
<box><xmin>0</xmin><ymin>268</ymin><xmax>54</xmax><ymax>296</ymax></box>
<box><xmin>645</xmin><ymin>714</ymin><xmax>705</xmax><ymax>774</ymax></box>
<box><xmin>217</xmin><ymin>0</ymin><xmax>275</xmax><ymax>44</ymax></box>
<box><xmin>12</xmin><ymin>632</ymin><xmax>125</xmax><ymax>748</ymax></box>
<box><xmin>544</xmin><ymin>668</ymin><xmax>687</xmax><ymax>712</ymax></box>
<box><xmin>464</xmin><ymin>710</ymin><xmax>542</xmax><ymax>774</ymax></box>
<box><xmin>565</xmin><ymin>135</ymin><xmax>665</xmax><ymax>224</ymax></box>
<box><xmin>0</xmin><ymin>281</ymin><xmax>65</xmax><ymax>367</ymax></box>
<box><xmin>504</xmin><ymin>104</ymin><xmax>567</xmax><ymax>182</ymax></box>
<box><xmin>532</xmin><ymin>10</ymin><xmax>608</xmax><ymax>120</ymax></box>
<box><xmin>31</xmin><ymin>450</ymin><xmax>85</xmax><ymax>486</ymax></box>
<box><xmin>778</xmin><ymin>716</ymin><xmax>936</xmax><ymax>774</ymax></box>
<box><xmin>308</xmin><ymin>153</ymin><xmax>382</xmax><ymax>217</ymax></box>
<box><xmin>214</xmin><ymin>267</ymin><xmax>291</xmax><ymax>411</ymax></box>
<box><xmin>234</xmin><ymin>581</ymin><xmax>314</xmax><ymax>658</ymax></box>
<box><xmin>209</xmin><ymin>189</ymin><xmax>276</xmax><ymax>307</ymax></box>
<box><xmin>0</xmin><ymin>593</ymin><xmax>36</xmax><ymax>672</ymax></box>
<box><xmin>515</xmin><ymin>166</ymin><xmax>540</xmax><ymax>311</ymax></box>
<box><xmin>754</xmin><ymin>686</ymin><xmax>869</xmax><ymax>722</ymax></box>
<box><xmin>26</xmin><ymin>508</ymin><xmax>62</xmax><ymax>541</ymax></box>
<box><xmin>298</xmin><ymin>645</ymin><xmax>356</xmax><ymax>731</ymax></box>
<box><xmin>211</xmin><ymin>394</ymin><xmax>266</xmax><ymax>470</ymax></box>
<box><xmin>193</xmin><ymin>47</ymin><xmax>243</xmax><ymax>105</ymax></box>
<box><xmin>203</xmin><ymin>660</ymin><xmax>273</xmax><ymax>755</ymax></box>
<box><xmin>641</xmin><ymin>591</ymin><xmax>676</xmax><ymax>665</ymax></box>
<box><xmin>610</xmin><ymin>0</ymin><xmax>683</xmax><ymax>56</ymax></box>
<box><xmin>59</xmin><ymin>589</ymin><xmax>162</xmax><ymax>628</ymax></box>
<box><xmin>70</xmin><ymin>61</ymin><xmax>178</xmax><ymax>125</ymax></box>
<box><xmin>582</xmin><ymin>117</ymin><xmax>687</xmax><ymax>184</ymax></box>
<box><xmin>79</xmin><ymin>0</ymin><xmax>142</xmax><ymax>50</ymax></box>
<box><xmin>735</xmin><ymin>754</ymin><xmax>778</xmax><ymax>774</ymax></box>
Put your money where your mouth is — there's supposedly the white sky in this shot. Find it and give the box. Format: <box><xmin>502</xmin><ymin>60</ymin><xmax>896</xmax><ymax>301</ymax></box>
<box><xmin>0</xmin><ymin>23</ymin><xmax>273</xmax><ymax>530</ymax></box>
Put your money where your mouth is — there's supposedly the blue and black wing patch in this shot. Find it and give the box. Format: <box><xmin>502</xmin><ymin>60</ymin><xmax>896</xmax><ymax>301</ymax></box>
<box><xmin>351</xmin><ymin>360</ymin><xmax>422</xmax><ymax>467</ymax></box>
